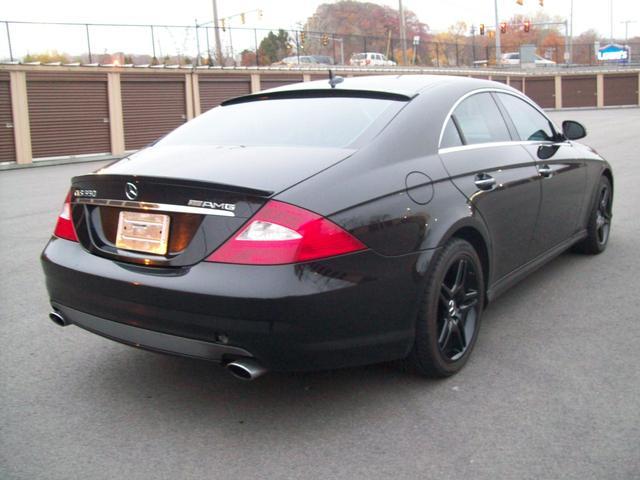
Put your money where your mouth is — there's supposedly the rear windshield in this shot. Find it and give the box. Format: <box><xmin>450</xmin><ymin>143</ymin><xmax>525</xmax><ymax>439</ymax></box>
<box><xmin>158</xmin><ymin>97</ymin><xmax>402</xmax><ymax>148</ymax></box>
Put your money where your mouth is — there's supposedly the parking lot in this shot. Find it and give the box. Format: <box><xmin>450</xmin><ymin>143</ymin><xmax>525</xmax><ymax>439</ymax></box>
<box><xmin>1</xmin><ymin>108</ymin><xmax>639</xmax><ymax>480</ymax></box>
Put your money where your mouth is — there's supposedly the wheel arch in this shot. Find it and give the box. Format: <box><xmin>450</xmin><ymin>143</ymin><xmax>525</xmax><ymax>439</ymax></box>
<box><xmin>602</xmin><ymin>168</ymin><xmax>613</xmax><ymax>196</ymax></box>
<box><xmin>439</xmin><ymin>220</ymin><xmax>492</xmax><ymax>300</ymax></box>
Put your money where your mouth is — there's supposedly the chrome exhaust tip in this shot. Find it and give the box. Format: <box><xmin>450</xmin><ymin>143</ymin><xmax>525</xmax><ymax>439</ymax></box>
<box><xmin>49</xmin><ymin>311</ymin><xmax>69</xmax><ymax>327</ymax></box>
<box><xmin>226</xmin><ymin>358</ymin><xmax>267</xmax><ymax>381</ymax></box>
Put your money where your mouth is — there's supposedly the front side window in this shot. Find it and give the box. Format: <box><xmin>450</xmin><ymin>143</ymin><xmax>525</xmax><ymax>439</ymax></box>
<box><xmin>497</xmin><ymin>93</ymin><xmax>556</xmax><ymax>142</ymax></box>
<box><xmin>451</xmin><ymin>93</ymin><xmax>511</xmax><ymax>145</ymax></box>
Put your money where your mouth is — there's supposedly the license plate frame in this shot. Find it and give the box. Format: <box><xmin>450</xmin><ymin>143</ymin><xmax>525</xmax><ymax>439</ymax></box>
<box><xmin>115</xmin><ymin>211</ymin><xmax>171</xmax><ymax>255</ymax></box>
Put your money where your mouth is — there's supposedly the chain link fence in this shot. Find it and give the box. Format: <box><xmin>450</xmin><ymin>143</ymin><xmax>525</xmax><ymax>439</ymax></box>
<box><xmin>2</xmin><ymin>20</ymin><xmax>638</xmax><ymax>68</ymax></box>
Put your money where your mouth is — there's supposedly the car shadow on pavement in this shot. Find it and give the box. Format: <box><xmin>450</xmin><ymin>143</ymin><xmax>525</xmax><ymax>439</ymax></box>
<box><xmin>75</xmin><ymin>347</ymin><xmax>443</xmax><ymax>437</ymax></box>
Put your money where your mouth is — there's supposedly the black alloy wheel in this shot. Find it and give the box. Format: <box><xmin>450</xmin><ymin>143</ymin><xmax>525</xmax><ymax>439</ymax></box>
<box><xmin>409</xmin><ymin>238</ymin><xmax>485</xmax><ymax>377</ymax></box>
<box><xmin>438</xmin><ymin>257</ymin><xmax>480</xmax><ymax>361</ymax></box>
<box><xmin>595</xmin><ymin>184</ymin><xmax>611</xmax><ymax>246</ymax></box>
<box><xmin>575</xmin><ymin>176</ymin><xmax>612</xmax><ymax>255</ymax></box>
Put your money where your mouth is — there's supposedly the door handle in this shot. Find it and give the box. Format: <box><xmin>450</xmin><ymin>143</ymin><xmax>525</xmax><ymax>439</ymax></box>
<box><xmin>474</xmin><ymin>174</ymin><xmax>496</xmax><ymax>190</ymax></box>
<box><xmin>538</xmin><ymin>164</ymin><xmax>553</xmax><ymax>177</ymax></box>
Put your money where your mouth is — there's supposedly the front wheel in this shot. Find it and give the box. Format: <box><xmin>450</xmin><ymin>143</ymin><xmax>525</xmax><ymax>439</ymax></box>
<box><xmin>408</xmin><ymin>238</ymin><xmax>485</xmax><ymax>378</ymax></box>
<box><xmin>574</xmin><ymin>176</ymin><xmax>612</xmax><ymax>255</ymax></box>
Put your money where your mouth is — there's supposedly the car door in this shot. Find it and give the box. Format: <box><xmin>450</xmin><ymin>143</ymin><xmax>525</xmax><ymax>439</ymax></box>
<box><xmin>439</xmin><ymin>92</ymin><xmax>542</xmax><ymax>282</ymax></box>
<box><xmin>494</xmin><ymin>92</ymin><xmax>587</xmax><ymax>257</ymax></box>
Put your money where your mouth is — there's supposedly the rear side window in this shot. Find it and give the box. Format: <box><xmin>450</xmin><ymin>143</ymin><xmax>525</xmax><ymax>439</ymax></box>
<box><xmin>497</xmin><ymin>93</ymin><xmax>556</xmax><ymax>142</ymax></box>
<box><xmin>440</xmin><ymin>118</ymin><xmax>463</xmax><ymax>148</ymax></box>
<box><xmin>452</xmin><ymin>93</ymin><xmax>511</xmax><ymax>145</ymax></box>
<box><xmin>159</xmin><ymin>97</ymin><xmax>403</xmax><ymax>149</ymax></box>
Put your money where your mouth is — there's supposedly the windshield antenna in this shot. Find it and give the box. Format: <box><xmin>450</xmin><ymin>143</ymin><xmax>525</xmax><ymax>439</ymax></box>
<box><xmin>328</xmin><ymin>70</ymin><xmax>344</xmax><ymax>89</ymax></box>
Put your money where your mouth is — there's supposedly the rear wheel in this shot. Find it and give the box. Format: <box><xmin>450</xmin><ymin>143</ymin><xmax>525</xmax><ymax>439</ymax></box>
<box><xmin>408</xmin><ymin>238</ymin><xmax>485</xmax><ymax>377</ymax></box>
<box><xmin>574</xmin><ymin>176</ymin><xmax>612</xmax><ymax>255</ymax></box>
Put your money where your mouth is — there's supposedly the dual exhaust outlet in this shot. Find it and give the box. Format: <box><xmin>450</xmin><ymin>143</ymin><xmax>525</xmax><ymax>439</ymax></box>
<box><xmin>49</xmin><ymin>310</ymin><xmax>70</xmax><ymax>327</ymax></box>
<box><xmin>48</xmin><ymin>310</ymin><xmax>266</xmax><ymax>380</ymax></box>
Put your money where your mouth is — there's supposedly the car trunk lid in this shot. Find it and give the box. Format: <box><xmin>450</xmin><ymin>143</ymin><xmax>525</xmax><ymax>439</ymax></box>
<box><xmin>99</xmin><ymin>144</ymin><xmax>355</xmax><ymax>193</ymax></box>
<box><xmin>69</xmin><ymin>145</ymin><xmax>354</xmax><ymax>267</ymax></box>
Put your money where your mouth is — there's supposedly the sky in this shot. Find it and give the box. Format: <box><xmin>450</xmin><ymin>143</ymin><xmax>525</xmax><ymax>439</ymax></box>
<box><xmin>1</xmin><ymin>0</ymin><xmax>639</xmax><ymax>60</ymax></box>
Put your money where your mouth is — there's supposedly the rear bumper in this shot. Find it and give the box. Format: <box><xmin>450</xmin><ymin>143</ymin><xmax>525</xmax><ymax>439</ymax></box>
<box><xmin>42</xmin><ymin>237</ymin><xmax>435</xmax><ymax>371</ymax></box>
<box><xmin>52</xmin><ymin>303</ymin><xmax>253</xmax><ymax>362</ymax></box>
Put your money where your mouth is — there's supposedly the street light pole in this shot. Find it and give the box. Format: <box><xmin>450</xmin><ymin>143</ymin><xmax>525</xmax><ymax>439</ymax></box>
<box><xmin>494</xmin><ymin>0</ymin><xmax>501</xmax><ymax>64</ymax></box>
<box><xmin>195</xmin><ymin>19</ymin><xmax>201</xmax><ymax>66</ymax></box>
<box><xmin>610</xmin><ymin>0</ymin><xmax>614</xmax><ymax>43</ymax></box>
<box><xmin>212</xmin><ymin>0</ymin><xmax>223</xmax><ymax>65</ymax></box>
<box><xmin>621</xmin><ymin>20</ymin><xmax>636</xmax><ymax>44</ymax></box>
<box><xmin>399</xmin><ymin>0</ymin><xmax>407</xmax><ymax>65</ymax></box>
<box><xmin>569</xmin><ymin>0</ymin><xmax>574</xmax><ymax>63</ymax></box>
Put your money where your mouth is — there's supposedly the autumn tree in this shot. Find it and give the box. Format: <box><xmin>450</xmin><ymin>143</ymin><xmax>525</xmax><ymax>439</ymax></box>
<box><xmin>23</xmin><ymin>50</ymin><xmax>70</xmax><ymax>63</ymax></box>
<box><xmin>572</xmin><ymin>29</ymin><xmax>602</xmax><ymax>64</ymax></box>
<box><xmin>240</xmin><ymin>49</ymin><xmax>257</xmax><ymax>67</ymax></box>
<box><xmin>304</xmin><ymin>1</ymin><xmax>428</xmax><ymax>65</ymax></box>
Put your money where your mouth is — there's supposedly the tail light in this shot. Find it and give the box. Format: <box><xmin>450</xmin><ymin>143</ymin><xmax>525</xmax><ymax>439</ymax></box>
<box><xmin>207</xmin><ymin>200</ymin><xmax>366</xmax><ymax>265</ymax></box>
<box><xmin>53</xmin><ymin>191</ymin><xmax>78</xmax><ymax>242</ymax></box>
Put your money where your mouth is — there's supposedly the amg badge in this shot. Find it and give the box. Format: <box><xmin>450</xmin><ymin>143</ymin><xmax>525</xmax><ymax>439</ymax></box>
<box><xmin>188</xmin><ymin>199</ymin><xmax>236</xmax><ymax>212</ymax></box>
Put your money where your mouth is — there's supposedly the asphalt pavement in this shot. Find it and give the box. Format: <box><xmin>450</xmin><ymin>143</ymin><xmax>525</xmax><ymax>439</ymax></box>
<box><xmin>1</xmin><ymin>108</ymin><xmax>639</xmax><ymax>480</ymax></box>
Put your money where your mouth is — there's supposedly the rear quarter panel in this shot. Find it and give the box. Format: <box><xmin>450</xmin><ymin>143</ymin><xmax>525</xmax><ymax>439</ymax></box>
<box><xmin>276</xmin><ymin>81</ymin><xmax>495</xmax><ymax>260</ymax></box>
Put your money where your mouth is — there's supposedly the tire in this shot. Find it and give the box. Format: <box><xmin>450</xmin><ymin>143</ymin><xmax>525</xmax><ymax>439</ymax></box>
<box><xmin>574</xmin><ymin>176</ymin><xmax>612</xmax><ymax>255</ymax></box>
<box><xmin>408</xmin><ymin>238</ymin><xmax>485</xmax><ymax>378</ymax></box>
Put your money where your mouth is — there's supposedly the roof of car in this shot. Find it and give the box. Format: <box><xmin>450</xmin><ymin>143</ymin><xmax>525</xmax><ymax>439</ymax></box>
<box><xmin>220</xmin><ymin>75</ymin><xmax>516</xmax><ymax>107</ymax></box>
<box><xmin>266</xmin><ymin>74</ymin><xmax>493</xmax><ymax>97</ymax></box>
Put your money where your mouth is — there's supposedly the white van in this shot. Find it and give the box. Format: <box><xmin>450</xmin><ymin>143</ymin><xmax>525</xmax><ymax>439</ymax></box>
<box><xmin>349</xmin><ymin>52</ymin><xmax>396</xmax><ymax>66</ymax></box>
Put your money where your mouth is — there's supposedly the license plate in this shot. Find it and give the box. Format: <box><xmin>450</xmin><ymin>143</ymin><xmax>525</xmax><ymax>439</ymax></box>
<box><xmin>115</xmin><ymin>211</ymin><xmax>170</xmax><ymax>255</ymax></box>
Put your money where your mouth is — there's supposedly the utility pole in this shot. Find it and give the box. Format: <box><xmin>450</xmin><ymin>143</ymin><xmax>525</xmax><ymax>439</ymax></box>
<box><xmin>564</xmin><ymin>20</ymin><xmax>570</xmax><ymax>65</ymax></box>
<box><xmin>399</xmin><ymin>0</ymin><xmax>407</xmax><ymax>65</ymax></box>
<box><xmin>470</xmin><ymin>24</ymin><xmax>476</xmax><ymax>64</ymax></box>
<box><xmin>494</xmin><ymin>0</ymin><xmax>501</xmax><ymax>64</ymax></box>
<box><xmin>212</xmin><ymin>0</ymin><xmax>223</xmax><ymax>65</ymax></box>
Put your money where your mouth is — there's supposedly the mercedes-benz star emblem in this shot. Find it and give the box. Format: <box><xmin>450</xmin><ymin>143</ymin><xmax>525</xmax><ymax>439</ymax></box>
<box><xmin>125</xmin><ymin>182</ymin><xmax>138</xmax><ymax>200</ymax></box>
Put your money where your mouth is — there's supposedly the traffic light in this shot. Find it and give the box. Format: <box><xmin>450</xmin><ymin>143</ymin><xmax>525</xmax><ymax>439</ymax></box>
<box><xmin>300</xmin><ymin>31</ymin><xmax>306</xmax><ymax>43</ymax></box>
<box><xmin>524</xmin><ymin>20</ymin><xmax>531</xmax><ymax>32</ymax></box>
<box><xmin>220</xmin><ymin>18</ymin><xmax>226</xmax><ymax>32</ymax></box>
<box><xmin>240</xmin><ymin>13</ymin><xmax>245</xmax><ymax>24</ymax></box>
<box><xmin>258</xmin><ymin>9</ymin><xmax>263</xmax><ymax>19</ymax></box>
<box><xmin>321</xmin><ymin>33</ymin><xmax>329</xmax><ymax>46</ymax></box>
<box><xmin>479</xmin><ymin>23</ymin><xmax>485</xmax><ymax>35</ymax></box>
<box><xmin>500</xmin><ymin>22</ymin><xmax>507</xmax><ymax>34</ymax></box>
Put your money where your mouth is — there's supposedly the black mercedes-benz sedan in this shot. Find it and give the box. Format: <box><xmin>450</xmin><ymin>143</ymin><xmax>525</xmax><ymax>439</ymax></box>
<box><xmin>41</xmin><ymin>75</ymin><xmax>613</xmax><ymax>380</ymax></box>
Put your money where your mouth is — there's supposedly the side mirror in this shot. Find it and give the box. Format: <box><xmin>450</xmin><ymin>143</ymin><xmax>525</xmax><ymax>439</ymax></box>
<box><xmin>562</xmin><ymin>120</ymin><xmax>587</xmax><ymax>140</ymax></box>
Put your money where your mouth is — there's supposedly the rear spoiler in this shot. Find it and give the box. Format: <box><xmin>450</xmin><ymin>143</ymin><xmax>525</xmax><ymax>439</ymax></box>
<box><xmin>221</xmin><ymin>88</ymin><xmax>416</xmax><ymax>107</ymax></box>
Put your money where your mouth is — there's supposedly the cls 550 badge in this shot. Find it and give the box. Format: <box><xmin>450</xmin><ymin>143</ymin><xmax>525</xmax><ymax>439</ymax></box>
<box><xmin>73</xmin><ymin>189</ymin><xmax>97</xmax><ymax>198</ymax></box>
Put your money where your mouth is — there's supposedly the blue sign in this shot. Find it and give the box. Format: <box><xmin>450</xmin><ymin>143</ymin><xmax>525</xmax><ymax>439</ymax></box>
<box><xmin>597</xmin><ymin>43</ymin><xmax>630</xmax><ymax>61</ymax></box>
